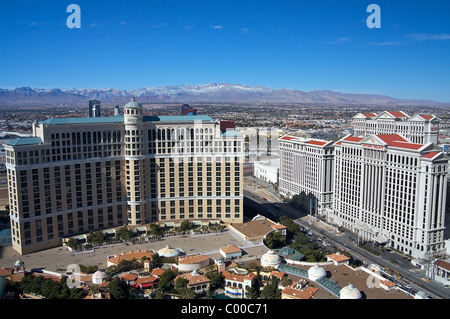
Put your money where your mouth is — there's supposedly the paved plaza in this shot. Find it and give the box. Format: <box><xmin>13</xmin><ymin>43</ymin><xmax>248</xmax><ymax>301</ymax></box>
<box><xmin>0</xmin><ymin>230</ymin><xmax>268</xmax><ymax>273</ymax></box>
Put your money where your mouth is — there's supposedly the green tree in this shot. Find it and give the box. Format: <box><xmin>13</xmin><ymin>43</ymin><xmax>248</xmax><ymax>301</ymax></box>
<box><xmin>177</xmin><ymin>287</ymin><xmax>196</xmax><ymax>299</ymax></box>
<box><xmin>264</xmin><ymin>231</ymin><xmax>285</xmax><ymax>249</ymax></box>
<box><xmin>116</xmin><ymin>226</ymin><xmax>134</xmax><ymax>241</ymax></box>
<box><xmin>205</xmin><ymin>271</ymin><xmax>224</xmax><ymax>290</ymax></box>
<box><xmin>108</xmin><ymin>277</ymin><xmax>131</xmax><ymax>299</ymax></box>
<box><xmin>259</xmin><ymin>277</ymin><xmax>281</xmax><ymax>299</ymax></box>
<box><xmin>158</xmin><ymin>269</ymin><xmax>176</xmax><ymax>292</ymax></box>
<box><xmin>147</xmin><ymin>223</ymin><xmax>164</xmax><ymax>237</ymax></box>
<box><xmin>151</xmin><ymin>253</ymin><xmax>162</xmax><ymax>266</ymax></box>
<box><xmin>245</xmin><ymin>285</ymin><xmax>260</xmax><ymax>299</ymax></box>
<box><xmin>87</xmin><ymin>230</ymin><xmax>104</xmax><ymax>245</ymax></box>
<box><xmin>79</xmin><ymin>265</ymin><xmax>98</xmax><ymax>274</ymax></box>
<box><xmin>117</xmin><ymin>258</ymin><xmax>140</xmax><ymax>273</ymax></box>
<box><xmin>41</xmin><ymin>279</ymin><xmax>61</xmax><ymax>299</ymax></box>
<box><xmin>65</xmin><ymin>238</ymin><xmax>79</xmax><ymax>250</ymax></box>
<box><xmin>175</xmin><ymin>277</ymin><xmax>189</xmax><ymax>289</ymax></box>
<box><xmin>178</xmin><ymin>220</ymin><xmax>192</xmax><ymax>232</ymax></box>
<box><xmin>279</xmin><ymin>216</ymin><xmax>299</xmax><ymax>238</ymax></box>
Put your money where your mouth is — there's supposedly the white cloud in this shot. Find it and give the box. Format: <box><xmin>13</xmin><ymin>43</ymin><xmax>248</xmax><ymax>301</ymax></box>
<box><xmin>211</xmin><ymin>25</ymin><xmax>223</xmax><ymax>30</ymax></box>
<box><xmin>327</xmin><ymin>37</ymin><xmax>351</xmax><ymax>44</ymax></box>
<box><xmin>375</xmin><ymin>41</ymin><xmax>403</xmax><ymax>46</ymax></box>
<box><xmin>409</xmin><ymin>33</ymin><xmax>450</xmax><ymax>41</ymax></box>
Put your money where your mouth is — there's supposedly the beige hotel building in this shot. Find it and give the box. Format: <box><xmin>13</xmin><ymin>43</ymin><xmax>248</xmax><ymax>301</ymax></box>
<box><xmin>4</xmin><ymin>98</ymin><xmax>244</xmax><ymax>254</ymax></box>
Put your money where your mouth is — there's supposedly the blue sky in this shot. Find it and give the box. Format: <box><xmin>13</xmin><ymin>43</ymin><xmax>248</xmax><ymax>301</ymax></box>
<box><xmin>0</xmin><ymin>0</ymin><xmax>449</xmax><ymax>102</ymax></box>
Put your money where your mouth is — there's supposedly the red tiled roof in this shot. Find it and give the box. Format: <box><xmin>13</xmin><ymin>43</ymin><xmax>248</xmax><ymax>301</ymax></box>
<box><xmin>135</xmin><ymin>275</ymin><xmax>158</xmax><ymax>284</ymax></box>
<box><xmin>377</xmin><ymin>134</ymin><xmax>423</xmax><ymax>150</ymax></box>
<box><xmin>423</xmin><ymin>151</ymin><xmax>440</xmax><ymax>159</ymax></box>
<box><xmin>280</xmin><ymin>136</ymin><xmax>298</xmax><ymax>141</ymax></box>
<box><xmin>387</xmin><ymin>111</ymin><xmax>409</xmax><ymax>118</ymax></box>
<box><xmin>376</xmin><ymin>134</ymin><xmax>408</xmax><ymax>143</ymax></box>
<box><xmin>307</xmin><ymin>140</ymin><xmax>328</xmax><ymax>146</ymax></box>
<box><xmin>121</xmin><ymin>273</ymin><xmax>138</xmax><ymax>281</ymax></box>
<box><xmin>281</xmin><ymin>284</ymin><xmax>319</xmax><ymax>299</ymax></box>
<box><xmin>151</xmin><ymin>268</ymin><xmax>166</xmax><ymax>277</ymax></box>
<box><xmin>222</xmin><ymin>270</ymin><xmax>256</xmax><ymax>282</ymax></box>
<box><xmin>380</xmin><ymin>280</ymin><xmax>396</xmax><ymax>287</ymax></box>
<box><xmin>419</xmin><ymin>114</ymin><xmax>435</xmax><ymax>121</ymax></box>
<box><xmin>220</xmin><ymin>245</ymin><xmax>242</xmax><ymax>254</ymax></box>
<box><xmin>387</xmin><ymin>141</ymin><xmax>423</xmax><ymax>150</ymax></box>
<box><xmin>343</xmin><ymin>136</ymin><xmax>364</xmax><ymax>142</ymax></box>
<box><xmin>361</xmin><ymin>113</ymin><xmax>377</xmax><ymax>118</ymax></box>
<box><xmin>108</xmin><ymin>249</ymin><xmax>156</xmax><ymax>265</ymax></box>
<box><xmin>435</xmin><ymin>259</ymin><xmax>450</xmax><ymax>271</ymax></box>
<box><xmin>327</xmin><ymin>253</ymin><xmax>350</xmax><ymax>262</ymax></box>
<box><xmin>0</xmin><ymin>268</ymin><xmax>14</xmax><ymax>276</ymax></box>
<box><xmin>176</xmin><ymin>272</ymin><xmax>210</xmax><ymax>286</ymax></box>
<box><xmin>178</xmin><ymin>254</ymin><xmax>210</xmax><ymax>264</ymax></box>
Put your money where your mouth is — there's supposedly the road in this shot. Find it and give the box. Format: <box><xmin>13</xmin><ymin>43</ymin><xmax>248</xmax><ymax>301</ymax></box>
<box><xmin>243</xmin><ymin>186</ymin><xmax>450</xmax><ymax>299</ymax></box>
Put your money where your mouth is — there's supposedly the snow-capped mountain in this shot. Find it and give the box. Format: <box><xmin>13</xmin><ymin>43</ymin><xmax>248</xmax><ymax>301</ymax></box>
<box><xmin>0</xmin><ymin>83</ymin><xmax>445</xmax><ymax>106</ymax></box>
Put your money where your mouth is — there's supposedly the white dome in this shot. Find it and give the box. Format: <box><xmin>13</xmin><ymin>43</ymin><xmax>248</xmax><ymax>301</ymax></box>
<box><xmin>339</xmin><ymin>284</ymin><xmax>362</xmax><ymax>299</ymax></box>
<box><xmin>261</xmin><ymin>250</ymin><xmax>282</xmax><ymax>268</ymax></box>
<box><xmin>93</xmin><ymin>270</ymin><xmax>107</xmax><ymax>279</ymax></box>
<box><xmin>158</xmin><ymin>245</ymin><xmax>180</xmax><ymax>258</ymax></box>
<box><xmin>92</xmin><ymin>270</ymin><xmax>107</xmax><ymax>284</ymax></box>
<box><xmin>307</xmin><ymin>264</ymin><xmax>327</xmax><ymax>281</ymax></box>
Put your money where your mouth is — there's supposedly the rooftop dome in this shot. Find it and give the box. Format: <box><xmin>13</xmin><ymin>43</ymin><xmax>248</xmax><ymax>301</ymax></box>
<box><xmin>307</xmin><ymin>264</ymin><xmax>327</xmax><ymax>281</ymax></box>
<box><xmin>261</xmin><ymin>250</ymin><xmax>282</xmax><ymax>268</ymax></box>
<box><xmin>93</xmin><ymin>270</ymin><xmax>107</xmax><ymax>279</ymax></box>
<box><xmin>124</xmin><ymin>97</ymin><xmax>142</xmax><ymax>109</ymax></box>
<box><xmin>158</xmin><ymin>245</ymin><xmax>180</xmax><ymax>258</ymax></box>
<box><xmin>339</xmin><ymin>284</ymin><xmax>362</xmax><ymax>299</ymax></box>
<box><xmin>92</xmin><ymin>269</ymin><xmax>107</xmax><ymax>284</ymax></box>
<box><xmin>14</xmin><ymin>259</ymin><xmax>24</xmax><ymax>268</ymax></box>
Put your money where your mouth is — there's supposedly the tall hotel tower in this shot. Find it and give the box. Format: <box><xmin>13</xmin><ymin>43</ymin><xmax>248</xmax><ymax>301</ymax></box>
<box><xmin>279</xmin><ymin>111</ymin><xmax>447</xmax><ymax>260</ymax></box>
<box><xmin>331</xmin><ymin>134</ymin><xmax>448</xmax><ymax>259</ymax></box>
<box><xmin>279</xmin><ymin>136</ymin><xmax>334</xmax><ymax>218</ymax></box>
<box><xmin>352</xmin><ymin>111</ymin><xmax>440</xmax><ymax>144</ymax></box>
<box><xmin>4</xmin><ymin>98</ymin><xmax>244</xmax><ymax>254</ymax></box>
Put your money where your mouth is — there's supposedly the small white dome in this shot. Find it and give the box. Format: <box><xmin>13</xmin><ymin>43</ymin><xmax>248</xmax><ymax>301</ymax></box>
<box><xmin>339</xmin><ymin>284</ymin><xmax>362</xmax><ymax>299</ymax></box>
<box><xmin>158</xmin><ymin>245</ymin><xmax>180</xmax><ymax>258</ymax></box>
<box><xmin>307</xmin><ymin>264</ymin><xmax>327</xmax><ymax>281</ymax></box>
<box><xmin>261</xmin><ymin>250</ymin><xmax>282</xmax><ymax>268</ymax></box>
<box><xmin>92</xmin><ymin>270</ymin><xmax>107</xmax><ymax>284</ymax></box>
<box><xmin>93</xmin><ymin>270</ymin><xmax>107</xmax><ymax>279</ymax></box>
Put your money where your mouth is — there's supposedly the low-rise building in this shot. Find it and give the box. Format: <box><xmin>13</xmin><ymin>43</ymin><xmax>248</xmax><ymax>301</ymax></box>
<box><xmin>281</xmin><ymin>280</ymin><xmax>319</xmax><ymax>299</ymax></box>
<box><xmin>219</xmin><ymin>245</ymin><xmax>242</xmax><ymax>259</ymax></box>
<box><xmin>432</xmin><ymin>259</ymin><xmax>450</xmax><ymax>285</ymax></box>
<box><xmin>175</xmin><ymin>270</ymin><xmax>210</xmax><ymax>294</ymax></box>
<box><xmin>222</xmin><ymin>270</ymin><xmax>257</xmax><ymax>299</ymax></box>
<box><xmin>326</xmin><ymin>252</ymin><xmax>350</xmax><ymax>266</ymax></box>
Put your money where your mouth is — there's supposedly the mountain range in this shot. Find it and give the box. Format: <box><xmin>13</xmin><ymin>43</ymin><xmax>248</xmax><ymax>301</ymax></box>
<box><xmin>0</xmin><ymin>83</ymin><xmax>446</xmax><ymax>107</ymax></box>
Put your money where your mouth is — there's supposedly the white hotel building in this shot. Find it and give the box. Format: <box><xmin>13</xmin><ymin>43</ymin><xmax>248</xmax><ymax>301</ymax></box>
<box><xmin>278</xmin><ymin>136</ymin><xmax>334</xmax><ymax>218</ymax></box>
<box><xmin>279</xmin><ymin>111</ymin><xmax>447</xmax><ymax>259</ymax></box>
<box><xmin>353</xmin><ymin>111</ymin><xmax>440</xmax><ymax>144</ymax></box>
<box><xmin>330</xmin><ymin>133</ymin><xmax>448</xmax><ymax>259</ymax></box>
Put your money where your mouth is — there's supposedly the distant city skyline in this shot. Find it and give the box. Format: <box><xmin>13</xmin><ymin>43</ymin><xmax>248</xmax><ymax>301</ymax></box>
<box><xmin>1</xmin><ymin>0</ymin><xmax>449</xmax><ymax>102</ymax></box>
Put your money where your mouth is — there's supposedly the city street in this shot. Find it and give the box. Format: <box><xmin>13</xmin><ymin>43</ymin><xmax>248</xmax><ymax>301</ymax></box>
<box><xmin>243</xmin><ymin>181</ymin><xmax>450</xmax><ymax>299</ymax></box>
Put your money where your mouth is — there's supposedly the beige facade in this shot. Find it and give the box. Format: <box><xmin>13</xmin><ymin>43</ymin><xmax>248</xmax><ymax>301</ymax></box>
<box><xmin>4</xmin><ymin>98</ymin><xmax>244</xmax><ymax>255</ymax></box>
